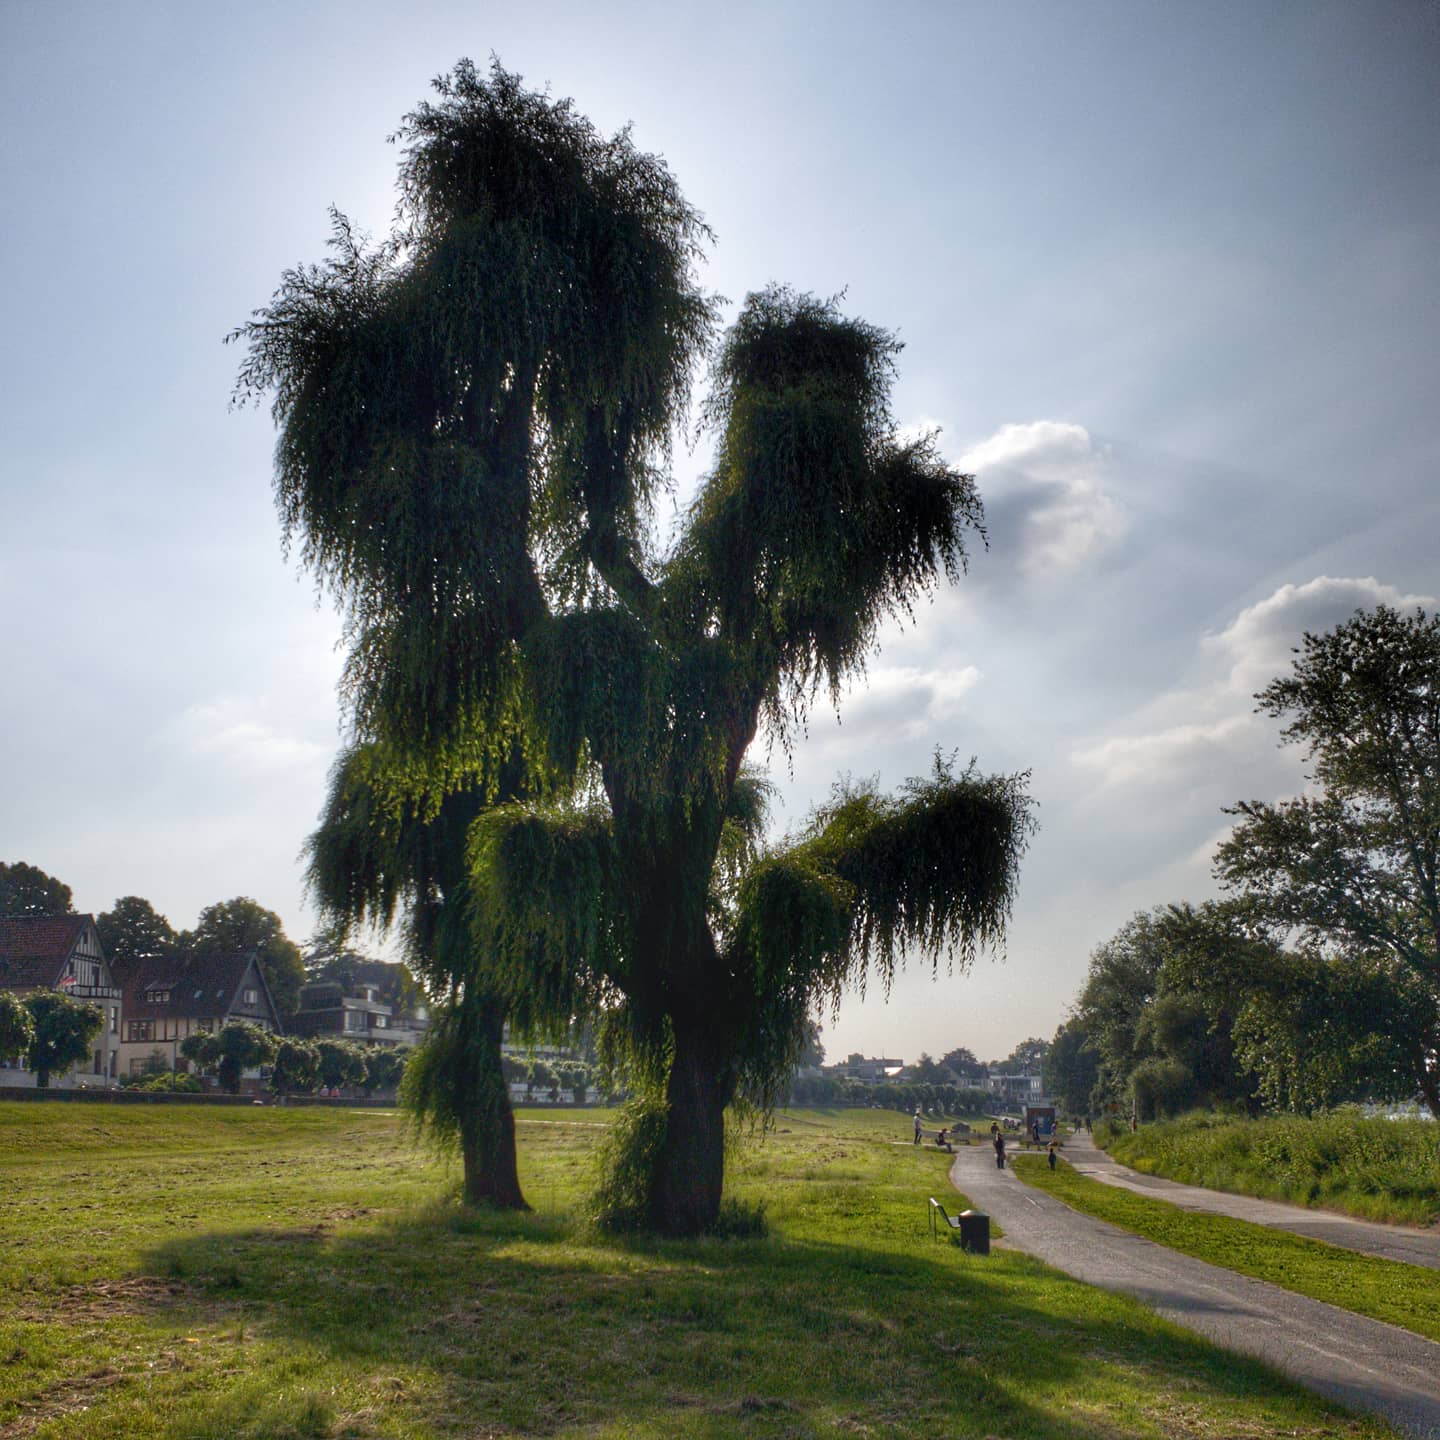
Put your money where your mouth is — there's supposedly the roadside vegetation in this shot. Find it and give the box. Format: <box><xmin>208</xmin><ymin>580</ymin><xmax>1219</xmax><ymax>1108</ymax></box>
<box><xmin>1014</xmin><ymin>1153</ymin><xmax>1440</xmax><ymax>1344</ymax></box>
<box><xmin>0</xmin><ymin>1101</ymin><xmax>1398</xmax><ymax>1439</ymax></box>
<box><xmin>1046</xmin><ymin>606</ymin><xmax>1440</xmax><ymax>1133</ymax></box>
<box><xmin>1096</xmin><ymin>1110</ymin><xmax>1440</xmax><ymax>1227</ymax></box>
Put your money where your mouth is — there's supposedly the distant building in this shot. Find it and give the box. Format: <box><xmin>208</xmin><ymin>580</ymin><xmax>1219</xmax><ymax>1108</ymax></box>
<box><xmin>290</xmin><ymin>979</ymin><xmax>428</xmax><ymax>1048</ymax></box>
<box><xmin>111</xmin><ymin>951</ymin><xmax>281</xmax><ymax>1079</ymax></box>
<box><xmin>0</xmin><ymin>914</ymin><xmax>122</xmax><ymax>1086</ymax></box>
<box><xmin>985</xmin><ymin>1073</ymin><xmax>1046</xmax><ymax>1107</ymax></box>
<box><xmin>827</xmin><ymin>1056</ymin><xmax>905</xmax><ymax>1083</ymax></box>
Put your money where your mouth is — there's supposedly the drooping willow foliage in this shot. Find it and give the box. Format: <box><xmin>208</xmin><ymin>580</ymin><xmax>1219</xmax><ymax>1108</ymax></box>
<box><xmin>237</xmin><ymin>60</ymin><xmax>1034</xmax><ymax>1234</ymax></box>
<box><xmin>306</xmin><ymin>742</ymin><xmax>560</xmax><ymax>1208</ymax></box>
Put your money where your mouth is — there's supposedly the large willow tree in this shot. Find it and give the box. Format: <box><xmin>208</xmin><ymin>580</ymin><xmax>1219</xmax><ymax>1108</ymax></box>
<box><xmin>237</xmin><ymin>60</ymin><xmax>1032</xmax><ymax>1234</ymax></box>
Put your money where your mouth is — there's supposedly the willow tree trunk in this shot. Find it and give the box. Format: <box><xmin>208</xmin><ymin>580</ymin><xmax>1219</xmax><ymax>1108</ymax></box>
<box><xmin>458</xmin><ymin>996</ymin><xmax>528</xmax><ymax>1210</ymax></box>
<box><xmin>647</xmin><ymin>1016</ymin><xmax>735</xmax><ymax>1235</ymax></box>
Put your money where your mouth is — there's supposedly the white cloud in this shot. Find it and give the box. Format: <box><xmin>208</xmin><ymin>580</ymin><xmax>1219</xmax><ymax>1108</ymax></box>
<box><xmin>1072</xmin><ymin>575</ymin><xmax>1437</xmax><ymax>798</ymax></box>
<box><xmin>1073</xmin><ymin>713</ymin><xmax>1259</xmax><ymax>788</ymax></box>
<box><xmin>163</xmin><ymin>698</ymin><xmax>329</xmax><ymax>776</ymax></box>
<box><xmin>957</xmin><ymin>420</ymin><xmax>1126</xmax><ymax>583</ymax></box>
<box><xmin>1202</xmin><ymin>575</ymin><xmax>1437</xmax><ymax>697</ymax></box>
<box><xmin>819</xmin><ymin>664</ymin><xmax>983</xmax><ymax>748</ymax></box>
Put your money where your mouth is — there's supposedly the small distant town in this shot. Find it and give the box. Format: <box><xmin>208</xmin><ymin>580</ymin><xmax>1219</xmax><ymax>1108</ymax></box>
<box><xmin>0</xmin><ymin>890</ymin><xmax>1049</xmax><ymax>1114</ymax></box>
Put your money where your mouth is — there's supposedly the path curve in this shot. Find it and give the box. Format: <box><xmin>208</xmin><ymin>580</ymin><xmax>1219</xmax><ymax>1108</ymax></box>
<box><xmin>1062</xmin><ymin>1131</ymin><xmax>1440</xmax><ymax>1269</ymax></box>
<box><xmin>950</xmin><ymin>1143</ymin><xmax>1440</xmax><ymax>1440</ymax></box>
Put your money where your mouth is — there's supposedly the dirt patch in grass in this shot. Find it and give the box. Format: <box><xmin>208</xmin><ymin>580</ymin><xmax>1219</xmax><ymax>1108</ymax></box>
<box><xmin>1</xmin><ymin>1365</ymin><xmax>128</xmax><ymax>1438</ymax></box>
<box><xmin>16</xmin><ymin>1276</ymin><xmax>192</xmax><ymax>1323</ymax></box>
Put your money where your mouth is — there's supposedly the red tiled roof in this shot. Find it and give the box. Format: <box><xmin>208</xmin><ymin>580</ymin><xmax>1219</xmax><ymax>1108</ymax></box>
<box><xmin>0</xmin><ymin>914</ymin><xmax>90</xmax><ymax>990</ymax></box>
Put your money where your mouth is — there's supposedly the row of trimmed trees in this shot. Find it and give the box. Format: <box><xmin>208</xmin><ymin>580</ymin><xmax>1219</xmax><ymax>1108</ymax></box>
<box><xmin>786</xmin><ymin>1072</ymin><xmax>994</xmax><ymax>1115</ymax></box>
<box><xmin>1047</xmin><ymin>606</ymin><xmax>1440</xmax><ymax>1122</ymax></box>
<box><xmin>122</xmin><ymin>1024</ymin><xmax>409</xmax><ymax>1098</ymax></box>
<box><xmin>237</xmin><ymin>59</ymin><xmax>1034</xmax><ymax>1233</ymax></box>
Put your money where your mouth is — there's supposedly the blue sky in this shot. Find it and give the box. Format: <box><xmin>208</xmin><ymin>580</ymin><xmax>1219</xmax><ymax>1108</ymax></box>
<box><xmin>3</xmin><ymin>1</ymin><xmax>1437</xmax><ymax>1063</ymax></box>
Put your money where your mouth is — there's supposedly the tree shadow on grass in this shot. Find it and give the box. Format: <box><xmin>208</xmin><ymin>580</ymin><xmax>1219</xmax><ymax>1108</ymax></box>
<box><xmin>127</xmin><ymin>1205</ymin><xmax>1379</xmax><ymax>1440</ymax></box>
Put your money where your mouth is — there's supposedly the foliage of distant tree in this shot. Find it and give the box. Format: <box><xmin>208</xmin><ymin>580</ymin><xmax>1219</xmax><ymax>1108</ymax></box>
<box><xmin>302</xmin><ymin>939</ymin><xmax>419</xmax><ymax>1014</ymax></box>
<box><xmin>1072</xmin><ymin>902</ymin><xmax>1274</xmax><ymax>1120</ymax></box>
<box><xmin>1217</xmin><ymin>605</ymin><xmax>1440</xmax><ymax>1115</ymax></box>
<box><xmin>940</xmin><ymin>1046</ymin><xmax>986</xmax><ymax>1081</ymax></box>
<box><xmin>796</xmin><ymin>1018</ymin><xmax>825</xmax><ymax>1069</ymax></box>
<box><xmin>316</xmin><ymin>1038</ymin><xmax>369</xmax><ymax>1092</ymax></box>
<box><xmin>0</xmin><ymin>862</ymin><xmax>74</xmax><ymax>918</ymax></box>
<box><xmin>362</xmin><ymin>1045</ymin><xmax>407</xmax><ymax>1094</ymax></box>
<box><xmin>1230</xmin><ymin>948</ymin><xmax>1429</xmax><ymax>1114</ymax></box>
<box><xmin>1043</xmin><ymin>1018</ymin><xmax>1100</xmax><ymax>1115</ymax></box>
<box><xmin>998</xmin><ymin>1037</ymin><xmax>1050</xmax><ymax>1074</ymax></box>
<box><xmin>785</xmin><ymin>1072</ymin><xmax>993</xmax><ymax>1116</ymax></box>
<box><xmin>0</xmin><ymin>991</ymin><xmax>35</xmax><ymax>1065</ymax></box>
<box><xmin>270</xmin><ymin>1037</ymin><xmax>320</xmax><ymax>1095</ymax></box>
<box><xmin>97</xmin><ymin>896</ymin><xmax>176</xmax><ymax>965</ymax></box>
<box><xmin>23</xmin><ymin>992</ymin><xmax>103</xmax><ymax>1087</ymax></box>
<box><xmin>1073</xmin><ymin>910</ymin><xmax>1168</xmax><ymax>1111</ymax></box>
<box><xmin>181</xmin><ymin>1022</ymin><xmax>277</xmax><ymax>1094</ymax></box>
<box><xmin>235</xmin><ymin>60</ymin><xmax>1032</xmax><ymax>1234</ymax></box>
<box><xmin>909</xmin><ymin>1052</ymin><xmax>944</xmax><ymax>1083</ymax></box>
<box><xmin>184</xmin><ymin>898</ymin><xmax>305</xmax><ymax>1019</ymax></box>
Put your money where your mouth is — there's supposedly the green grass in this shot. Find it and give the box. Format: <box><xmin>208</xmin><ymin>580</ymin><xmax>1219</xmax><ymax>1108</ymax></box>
<box><xmin>1097</xmin><ymin>1110</ymin><xmax>1440</xmax><ymax>1226</ymax></box>
<box><xmin>1014</xmin><ymin>1153</ymin><xmax>1440</xmax><ymax>1344</ymax></box>
<box><xmin>0</xmin><ymin>1100</ymin><xmax>1402</xmax><ymax>1439</ymax></box>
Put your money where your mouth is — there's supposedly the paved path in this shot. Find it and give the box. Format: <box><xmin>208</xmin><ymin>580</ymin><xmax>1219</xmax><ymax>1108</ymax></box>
<box><xmin>950</xmin><ymin>1143</ymin><xmax>1440</xmax><ymax>1439</ymax></box>
<box><xmin>1061</xmin><ymin>1131</ymin><xmax>1440</xmax><ymax>1270</ymax></box>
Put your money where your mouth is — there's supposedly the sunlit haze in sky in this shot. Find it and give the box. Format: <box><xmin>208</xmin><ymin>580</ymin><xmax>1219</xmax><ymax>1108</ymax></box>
<box><xmin>4</xmin><ymin>1</ymin><xmax>1438</xmax><ymax>1064</ymax></box>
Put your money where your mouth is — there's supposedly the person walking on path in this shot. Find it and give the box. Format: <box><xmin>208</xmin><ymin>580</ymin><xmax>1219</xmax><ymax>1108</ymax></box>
<box><xmin>993</xmin><ymin>1130</ymin><xmax>1006</xmax><ymax>1170</ymax></box>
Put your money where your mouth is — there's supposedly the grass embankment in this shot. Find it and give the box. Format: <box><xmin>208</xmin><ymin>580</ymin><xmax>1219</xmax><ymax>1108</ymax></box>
<box><xmin>0</xmin><ymin>1101</ymin><xmax>1400</xmax><ymax>1439</ymax></box>
<box><xmin>1014</xmin><ymin>1154</ymin><xmax>1440</xmax><ymax>1344</ymax></box>
<box><xmin>1096</xmin><ymin>1110</ymin><xmax>1440</xmax><ymax>1227</ymax></box>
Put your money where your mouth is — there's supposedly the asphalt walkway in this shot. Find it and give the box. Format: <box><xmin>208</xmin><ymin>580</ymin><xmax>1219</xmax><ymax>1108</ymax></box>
<box><xmin>950</xmin><ymin>1142</ymin><xmax>1440</xmax><ymax>1440</ymax></box>
<box><xmin>1062</xmin><ymin>1130</ymin><xmax>1440</xmax><ymax>1270</ymax></box>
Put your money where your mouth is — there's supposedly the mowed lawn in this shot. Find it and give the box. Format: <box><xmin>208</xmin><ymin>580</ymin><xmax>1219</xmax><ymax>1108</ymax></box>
<box><xmin>0</xmin><ymin>1103</ymin><xmax>1400</xmax><ymax>1440</ymax></box>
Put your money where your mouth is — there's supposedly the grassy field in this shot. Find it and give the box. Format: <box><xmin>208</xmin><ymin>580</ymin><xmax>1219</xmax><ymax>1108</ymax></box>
<box><xmin>0</xmin><ymin>1102</ymin><xmax>1402</xmax><ymax>1439</ymax></box>
<box><xmin>1013</xmin><ymin>1153</ymin><xmax>1440</xmax><ymax>1343</ymax></box>
<box><xmin>1097</xmin><ymin>1110</ymin><xmax>1440</xmax><ymax>1226</ymax></box>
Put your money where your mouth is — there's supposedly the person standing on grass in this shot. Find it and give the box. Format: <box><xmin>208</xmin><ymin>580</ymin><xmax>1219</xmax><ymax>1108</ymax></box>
<box><xmin>914</xmin><ymin>1110</ymin><xmax>923</xmax><ymax>1145</ymax></box>
<box><xmin>1047</xmin><ymin>1139</ymin><xmax>1058</xmax><ymax>1171</ymax></box>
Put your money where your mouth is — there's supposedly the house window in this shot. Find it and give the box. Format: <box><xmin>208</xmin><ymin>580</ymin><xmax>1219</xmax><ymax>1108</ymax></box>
<box><xmin>243</xmin><ymin>988</ymin><xmax>258</xmax><ymax>1005</ymax></box>
<box><xmin>147</xmin><ymin>988</ymin><xmax>171</xmax><ymax>1004</ymax></box>
<box><xmin>110</xmin><ymin>1007</ymin><xmax>118</xmax><ymax>1034</ymax></box>
<box><xmin>126</xmin><ymin>1020</ymin><xmax>153</xmax><ymax>1043</ymax></box>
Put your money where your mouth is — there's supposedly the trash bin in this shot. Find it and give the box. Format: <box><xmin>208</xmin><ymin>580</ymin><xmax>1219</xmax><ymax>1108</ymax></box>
<box><xmin>958</xmin><ymin>1210</ymin><xmax>990</xmax><ymax>1255</ymax></box>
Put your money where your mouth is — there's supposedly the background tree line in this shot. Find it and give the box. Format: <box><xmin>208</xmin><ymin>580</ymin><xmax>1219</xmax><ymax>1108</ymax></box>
<box><xmin>0</xmin><ymin>867</ymin><xmax>310</xmax><ymax>1021</ymax></box>
<box><xmin>1047</xmin><ymin>605</ymin><xmax>1440</xmax><ymax>1122</ymax></box>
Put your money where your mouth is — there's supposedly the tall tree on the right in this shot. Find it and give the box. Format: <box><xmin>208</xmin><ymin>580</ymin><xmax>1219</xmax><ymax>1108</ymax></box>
<box><xmin>1217</xmin><ymin>605</ymin><xmax>1440</xmax><ymax>1114</ymax></box>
